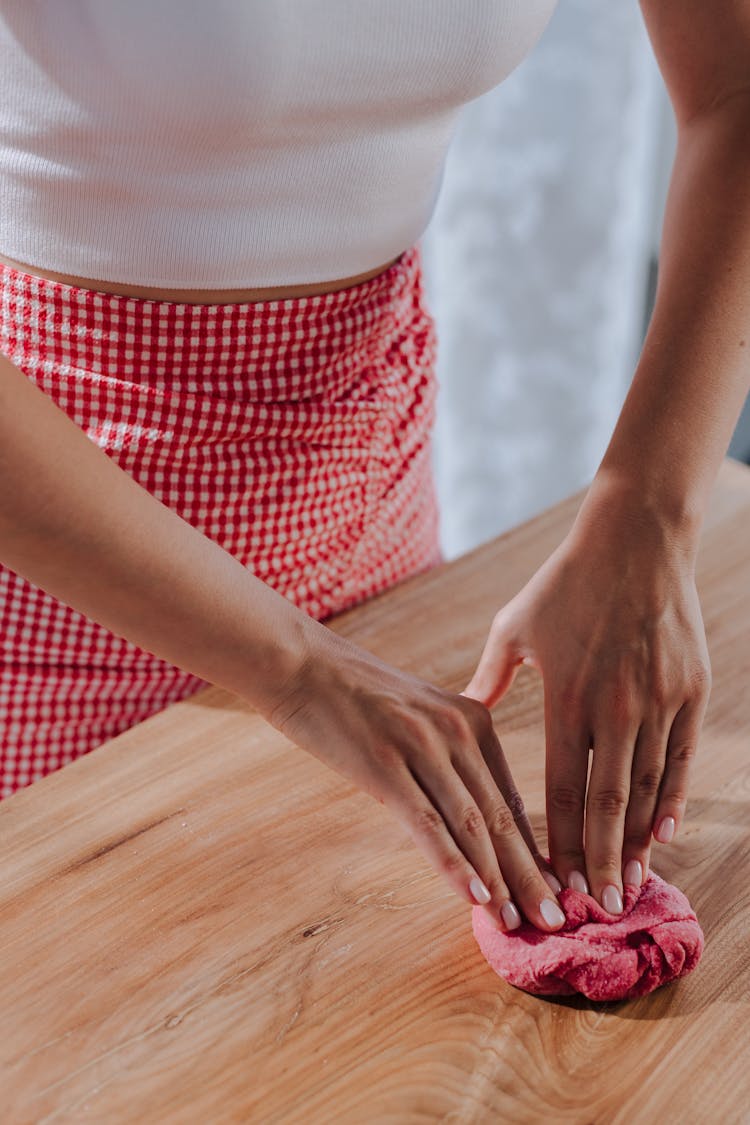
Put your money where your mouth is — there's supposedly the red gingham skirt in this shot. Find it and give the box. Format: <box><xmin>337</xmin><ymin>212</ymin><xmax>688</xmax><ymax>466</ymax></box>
<box><xmin>0</xmin><ymin>242</ymin><xmax>443</xmax><ymax>800</ymax></box>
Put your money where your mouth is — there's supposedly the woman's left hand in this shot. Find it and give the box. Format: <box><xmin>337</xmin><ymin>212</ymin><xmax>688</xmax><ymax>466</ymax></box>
<box><xmin>460</xmin><ymin>475</ymin><xmax>712</xmax><ymax>914</ymax></box>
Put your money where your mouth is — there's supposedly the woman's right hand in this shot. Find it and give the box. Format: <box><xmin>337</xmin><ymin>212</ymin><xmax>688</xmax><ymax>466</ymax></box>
<box><xmin>267</xmin><ymin>629</ymin><xmax>567</xmax><ymax>933</ymax></box>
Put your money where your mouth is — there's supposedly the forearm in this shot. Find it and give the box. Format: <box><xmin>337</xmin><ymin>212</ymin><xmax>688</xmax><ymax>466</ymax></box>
<box><xmin>593</xmin><ymin>96</ymin><xmax>750</xmax><ymax>545</ymax></box>
<box><xmin>0</xmin><ymin>349</ymin><xmax>326</xmax><ymax>717</ymax></box>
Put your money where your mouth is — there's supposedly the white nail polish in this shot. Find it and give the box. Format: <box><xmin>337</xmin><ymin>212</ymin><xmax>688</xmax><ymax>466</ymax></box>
<box><xmin>501</xmin><ymin>901</ymin><xmax>522</xmax><ymax>930</ymax></box>
<box><xmin>568</xmin><ymin>870</ymin><xmax>589</xmax><ymax>894</ymax></box>
<box><xmin>623</xmin><ymin>859</ymin><xmax>643</xmax><ymax>887</ymax></box>
<box><xmin>655</xmin><ymin>816</ymin><xmax>676</xmax><ymax>844</ymax></box>
<box><xmin>602</xmin><ymin>884</ymin><xmax>624</xmax><ymax>915</ymax></box>
<box><xmin>540</xmin><ymin>899</ymin><xmax>566</xmax><ymax>928</ymax></box>
<box><xmin>543</xmin><ymin>871</ymin><xmax>563</xmax><ymax>894</ymax></box>
<box><xmin>469</xmin><ymin>875</ymin><xmax>491</xmax><ymax>904</ymax></box>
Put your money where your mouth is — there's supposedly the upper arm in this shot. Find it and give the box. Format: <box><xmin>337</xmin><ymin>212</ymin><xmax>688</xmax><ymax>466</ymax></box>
<box><xmin>639</xmin><ymin>0</ymin><xmax>750</xmax><ymax>125</ymax></box>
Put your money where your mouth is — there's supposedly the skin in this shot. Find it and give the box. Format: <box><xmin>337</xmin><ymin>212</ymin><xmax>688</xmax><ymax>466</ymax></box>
<box><xmin>462</xmin><ymin>0</ymin><xmax>750</xmax><ymax>915</ymax></box>
<box><xmin>3</xmin><ymin>0</ymin><xmax>748</xmax><ymax>936</ymax></box>
<box><xmin>0</xmin><ymin>250</ymin><xmax>403</xmax><ymax>303</ymax></box>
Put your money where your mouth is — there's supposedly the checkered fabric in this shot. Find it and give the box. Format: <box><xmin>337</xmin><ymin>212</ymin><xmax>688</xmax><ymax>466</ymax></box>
<box><xmin>0</xmin><ymin>241</ymin><xmax>443</xmax><ymax>799</ymax></box>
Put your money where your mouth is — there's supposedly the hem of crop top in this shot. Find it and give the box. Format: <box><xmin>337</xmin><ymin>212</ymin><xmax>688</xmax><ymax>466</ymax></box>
<box><xmin>0</xmin><ymin>249</ymin><xmax>405</xmax><ymax>305</ymax></box>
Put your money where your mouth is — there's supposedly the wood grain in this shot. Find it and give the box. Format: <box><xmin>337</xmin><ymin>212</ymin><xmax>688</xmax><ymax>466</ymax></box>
<box><xmin>1</xmin><ymin>458</ymin><xmax>749</xmax><ymax>1124</ymax></box>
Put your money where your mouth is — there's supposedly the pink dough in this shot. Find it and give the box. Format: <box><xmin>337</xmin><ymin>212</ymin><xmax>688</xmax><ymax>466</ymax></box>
<box><xmin>472</xmin><ymin>871</ymin><xmax>704</xmax><ymax>1001</ymax></box>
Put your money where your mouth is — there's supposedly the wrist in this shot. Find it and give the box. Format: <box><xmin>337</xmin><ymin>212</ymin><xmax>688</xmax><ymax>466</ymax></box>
<box><xmin>262</xmin><ymin>613</ymin><xmax>375</xmax><ymax>736</ymax></box>
<box><xmin>571</xmin><ymin>466</ymin><xmax>705</xmax><ymax>565</ymax></box>
<box><xmin>244</xmin><ymin>600</ymin><xmax>329</xmax><ymax>720</ymax></box>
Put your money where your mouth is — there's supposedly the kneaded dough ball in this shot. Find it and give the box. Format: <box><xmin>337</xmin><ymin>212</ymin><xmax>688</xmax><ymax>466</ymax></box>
<box><xmin>472</xmin><ymin>871</ymin><xmax>704</xmax><ymax>1001</ymax></box>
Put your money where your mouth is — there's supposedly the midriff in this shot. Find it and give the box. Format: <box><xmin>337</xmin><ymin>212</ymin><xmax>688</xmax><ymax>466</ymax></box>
<box><xmin>0</xmin><ymin>250</ymin><xmax>403</xmax><ymax>304</ymax></box>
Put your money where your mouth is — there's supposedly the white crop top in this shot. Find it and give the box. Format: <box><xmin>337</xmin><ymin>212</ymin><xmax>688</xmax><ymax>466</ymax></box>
<box><xmin>0</xmin><ymin>1</ymin><xmax>558</xmax><ymax>288</ymax></box>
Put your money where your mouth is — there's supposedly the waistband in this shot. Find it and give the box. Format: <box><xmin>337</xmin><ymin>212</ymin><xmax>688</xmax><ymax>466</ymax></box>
<box><xmin>0</xmin><ymin>242</ymin><xmax>425</xmax><ymax>403</ymax></box>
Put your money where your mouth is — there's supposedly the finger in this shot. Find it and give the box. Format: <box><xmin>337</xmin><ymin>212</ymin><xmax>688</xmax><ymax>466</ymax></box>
<box><xmin>408</xmin><ymin>762</ymin><xmax>536</xmax><ymax>933</ymax></box>
<box><xmin>458</xmin><ymin>696</ymin><xmax>566</xmax><ymax>895</ymax></box>
<box><xmin>585</xmin><ymin>723</ymin><xmax>639</xmax><ymax>915</ymax></box>
<box><xmin>622</xmin><ymin>717</ymin><xmax>673</xmax><ymax>887</ymax></box>
<box><xmin>461</xmin><ymin>616</ymin><xmax>522</xmax><ymax>708</ymax></box>
<box><xmin>387</xmin><ymin>762</ymin><xmax>517</xmax><ymax>930</ymax></box>
<box><xmin>653</xmin><ymin>694</ymin><xmax>707</xmax><ymax>844</ymax></box>
<box><xmin>472</xmin><ymin>720</ymin><xmax>541</xmax><ymax>859</ymax></box>
<box><xmin>448</xmin><ymin>728</ymin><xmax>566</xmax><ymax>933</ymax></box>
<box><xmin>544</xmin><ymin>688</ymin><xmax>591</xmax><ymax>895</ymax></box>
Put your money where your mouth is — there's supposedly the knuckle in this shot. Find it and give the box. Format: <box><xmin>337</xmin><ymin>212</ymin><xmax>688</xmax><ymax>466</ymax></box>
<box><xmin>440</xmin><ymin>850</ymin><xmax>465</xmax><ymax>876</ymax></box>
<box><xmin>669</xmin><ymin>740</ymin><xmax>696</xmax><ymax>766</ymax></box>
<box><xmin>486</xmin><ymin>803</ymin><xmax>516</xmax><ymax>839</ymax></box>
<box><xmin>607</xmin><ymin>688</ymin><xmax>637</xmax><ymax>732</ymax></box>
<box><xmin>633</xmin><ymin>768</ymin><xmax>663</xmax><ymax>799</ymax></box>
<box><xmin>591</xmin><ymin>853</ymin><xmax>621</xmax><ymax>879</ymax></box>
<box><xmin>589</xmin><ymin>787</ymin><xmax>629</xmax><ymax>818</ymax></box>
<box><xmin>399</xmin><ymin>710</ymin><xmax>434</xmax><ymax>748</ymax></box>
<box><xmin>395</xmin><ymin>711</ymin><xmax>431</xmax><ymax>756</ymax></box>
<box><xmin>548</xmin><ymin>785</ymin><xmax>585</xmax><ymax>817</ymax></box>
<box><xmin>460</xmin><ymin>805</ymin><xmax>486</xmax><ymax>839</ymax></box>
<box><xmin>414</xmin><ymin>805</ymin><xmax>445</xmax><ymax>837</ymax></box>
<box><xmin>610</xmin><ymin>707</ymin><xmax>637</xmax><ymax>736</ymax></box>
<box><xmin>650</xmin><ymin>676</ymin><xmax>670</xmax><ymax>711</ymax></box>
<box><xmin>504</xmin><ymin>790</ymin><xmax>527</xmax><ymax>823</ymax></box>
<box><xmin>436</xmin><ymin>705</ymin><xmax>474</xmax><ymax>743</ymax></box>
<box><xmin>515</xmin><ymin>866</ymin><xmax>545</xmax><ymax>899</ymax></box>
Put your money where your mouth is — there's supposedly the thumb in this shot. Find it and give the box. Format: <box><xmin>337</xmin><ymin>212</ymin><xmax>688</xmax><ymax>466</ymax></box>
<box><xmin>460</xmin><ymin>617</ymin><xmax>524</xmax><ymax>709</ymax></box>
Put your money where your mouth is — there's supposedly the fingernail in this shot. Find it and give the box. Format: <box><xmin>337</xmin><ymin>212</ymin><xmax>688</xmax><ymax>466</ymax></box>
<box><xmin>539</xmin><ymin>899</ymin><xmax>566</xmax><ymax>928</ymax></box>
<box><xmin>543</xmin><ymin>871</ymin><xmax>563</xmax><ymax>894</ymax></box>
<box><xmin>469</xmin><ymin>875</ymin><xmax>491</xmax><ymax>904</ymax></box>
<box><xmin>655</xmin><ymin>816</ymin><xmax>675</xmax><ymax>844</ymax></box>
<box><xmin>568</xmin><ymin>870</ymin><xmax>589</xmax><ymax>894</ymax></box>
<box><xmin>501</xmin><ymin>901</ymin><xmax>522</xmax><ymax>930</ymax></box>
<box><xmin>623</xmin><ymin>859</ymin><xmax>643</xmax><ymax>887</ymax></box>
<box><xmin>602</xmin><ymin>884</ymin><xmax>624</xmax><ymax>915</ymax></box>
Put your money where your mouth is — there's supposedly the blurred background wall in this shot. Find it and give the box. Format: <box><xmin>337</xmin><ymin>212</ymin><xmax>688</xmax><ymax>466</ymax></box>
<box><xmin>423</xmin><ymin>0</ymin><xmax>750</xmax><ymax>563</ymax></box>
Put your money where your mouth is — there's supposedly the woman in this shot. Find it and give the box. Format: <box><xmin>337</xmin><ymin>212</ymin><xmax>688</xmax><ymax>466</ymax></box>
<box><xmin>0</xmin><ymin>1</ymin><xmax>746</xmax><ymax>939</ymax></box>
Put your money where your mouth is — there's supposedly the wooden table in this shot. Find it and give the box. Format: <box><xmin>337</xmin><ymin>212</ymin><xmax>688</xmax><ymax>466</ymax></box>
<box><xmin>2</xmin><ymin>458</ymin><xmax>749</xmax><ymax>1124</ymax></box>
